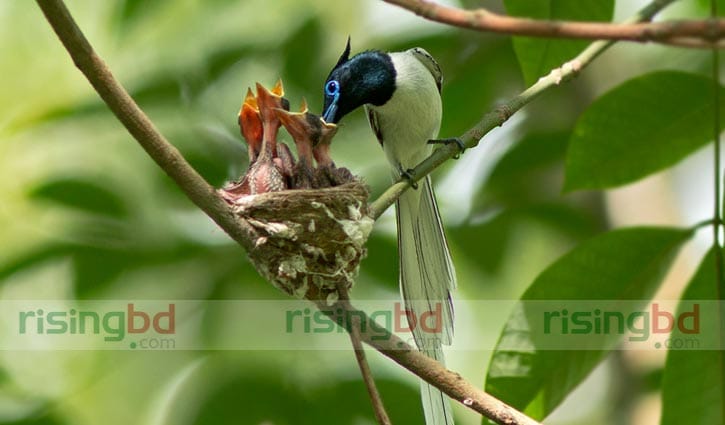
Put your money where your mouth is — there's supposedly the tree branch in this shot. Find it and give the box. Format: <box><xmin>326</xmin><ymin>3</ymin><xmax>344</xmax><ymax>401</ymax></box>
<box><xmin>34</xmin><ymin>0</ymin><xmax>539</xmax><ymax>424</ymax></box>
<box><xmin>368</xmin><ymin>0</ymin><xmax>676</xmax><ymax>218</ymax></box>
<box><xmin>382</xmin><ymin>0</ymin><xmax>725</xmax><ymax>49</ymax></box>
<box><xmin>337</xmin><ymin>287</ymin><xmax>392</xmax><ymax>425</ymax></box>
<box><xmin>318</xmin><ymin>300</ymin><xmax>541</xmax><ymax>425</ymax></box>
<box><xmin>35</xmin><ymin>0</ymin><xmax>258</xmax><ymax>253</ymax></box>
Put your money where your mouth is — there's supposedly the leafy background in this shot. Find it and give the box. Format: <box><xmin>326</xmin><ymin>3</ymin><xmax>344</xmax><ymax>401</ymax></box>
<box><xmin>0</xmin><ymin>0</ymin><xmax>722</xmax><ymax>424</ymax></box>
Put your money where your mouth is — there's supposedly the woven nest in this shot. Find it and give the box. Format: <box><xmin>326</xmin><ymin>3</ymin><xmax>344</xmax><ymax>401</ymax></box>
<box><xmin>223</xmin><ymin>181</ymin><xmax>372</xmax><ymax>304</ymax></box>
<box><xmin>221</xmin><ymin>80</ymin><xmax>374</xmax><ymax>303</ymax></box>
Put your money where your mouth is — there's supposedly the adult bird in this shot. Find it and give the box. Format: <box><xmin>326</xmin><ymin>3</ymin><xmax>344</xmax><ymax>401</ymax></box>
<box><xmin>322</xmin><ymin>39</ymin><xmax>459</xmax><ymax>425</ymax></box>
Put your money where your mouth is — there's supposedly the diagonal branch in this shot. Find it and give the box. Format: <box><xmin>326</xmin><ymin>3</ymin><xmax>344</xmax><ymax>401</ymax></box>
<box><xmin>318</xmin><ymin>300</ymin><xmax>541</xmax><ymax>425</ymax></box>
<box><xmin>382</xmin><ymin>0</ymin><xmax>724</xmax><ymax>49</ymax></box>
<box><xmin>337</xmin><ymin>286</ymin><xmax>392</xmax><ymax>425</ymax></box>
<box><xmin>34</xmin><ymin>1</ymin><xmax>540</xmax><ymax>424</ymax></box>
<box><xmin>368</xmin><ymin>0</ymin><xmax>676</xmax><ymax>218</ymax></box>
<box><xmin>34</xmin><ymin>0</ymin><xmax>258</xmax><ymax>253</ymax></box>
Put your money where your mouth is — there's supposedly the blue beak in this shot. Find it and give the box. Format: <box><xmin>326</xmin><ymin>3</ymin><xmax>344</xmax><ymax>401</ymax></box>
<box><xmin>323</xmin><ymin>93</ymin><xmax>340</xmax><ymax>123</ymax></box>
<box><xmin>323</xmin><ymin>104</ymin><xmax>337</xmax><ymax>122</ymax></box>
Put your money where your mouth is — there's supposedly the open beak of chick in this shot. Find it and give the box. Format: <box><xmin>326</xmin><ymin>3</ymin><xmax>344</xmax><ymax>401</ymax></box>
<box><xmin>275</xmin><ymin>100</ymin><xmax>339</xmax><ymax>168</ymax></box>
<box><xmin>255</xmin><ymin>79</ymin><xmax>289</xmax><ymax>159</ymax></box>
<box><xmin>275</xmin><ymin>99</ymin><xmax>318</xmax><ymax>167</ymax></box>
<box><xmin>238</xmin><ymin>88</ymin><xmax>263</xmax><ymax>163</ymax></box>
<box><xmin>315</xmin><ymin>118</ymin><xmax>339</xmax><ymax>168</ymax></box>
<box><xmin>277</xmin><ymin>99</ymin><xmax>327</xmax><ymax>189</ymax></box>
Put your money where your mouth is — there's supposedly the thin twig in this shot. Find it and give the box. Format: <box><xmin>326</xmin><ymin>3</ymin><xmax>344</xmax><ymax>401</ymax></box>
<box><xmin>336</xmin><ymin>288</ymin><xmax>392</xmax><ymax>425</ymax></box>
<box><xmin>382</xmin><ymin>0</ymin><xmax>723</xmax><ymax>48</ymax></box>
<box><xmin>710</xmin><ymin>0</ymin><xmax>725</xmax><ymax>421</ymax></box>
<box><xmin>713</xmin><ymin>1</ymin><xmax>723</xmax><ymax>299</ymax></box>
<box><xmin>693</xmin><ymin>218</ymin><xmax>718</xmax><ymax>230</ymax></box>
<box><xmin>368</xmin><ymin>0</ymin><xmax>676</xmax><ymax>218</ymax></box>
<box><xmin>319</xmin><ymin>301</ymin><xmax>541</xmax><ymax>425</ymax></box>
<box><xmin>34</xmin><ymin>0</ymin><xmax>536</xmax><ymax>423</ymax></box>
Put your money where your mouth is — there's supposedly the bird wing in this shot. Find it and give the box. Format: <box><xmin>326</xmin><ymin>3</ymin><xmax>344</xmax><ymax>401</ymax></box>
<box><xmin>365</xmin><ymin>106</ymin><xmax>384</xmax><ymax>146</ymax></box>
<box><xmin>410</xmin><ymin>47</ymin><xmax>442</xmax><ymax>93</ymax></box>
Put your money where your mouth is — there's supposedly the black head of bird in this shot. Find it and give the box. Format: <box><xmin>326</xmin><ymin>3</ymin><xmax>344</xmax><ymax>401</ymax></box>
<box><xmin>322</xmin><ymin>38</ymin><xmax>396</xmax><ymax>124</ymax></box>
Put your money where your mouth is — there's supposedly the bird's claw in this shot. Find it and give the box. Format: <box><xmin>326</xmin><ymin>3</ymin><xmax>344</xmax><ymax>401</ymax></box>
<box><xmin>428</xmin><ymin>137</ymin><xmax>466</xmax><ymax>159</ymax></box>
<box><xmin>398</xmin><ymin>166</ymin><xmax>418</xmax><ymax>189</ymax></box>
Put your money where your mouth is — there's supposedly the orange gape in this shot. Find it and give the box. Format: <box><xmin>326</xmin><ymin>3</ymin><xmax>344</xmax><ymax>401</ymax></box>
<box><xmin>238</xmin><ymin>88</ymin><xmax>263</xmax><ymax>163</ymax></box>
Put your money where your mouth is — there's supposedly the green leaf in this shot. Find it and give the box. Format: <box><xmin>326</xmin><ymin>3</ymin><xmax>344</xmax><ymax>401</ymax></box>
<box><xmin>0</xmin><ymin>245</ymin><xmax>71</xmax><ymax>283</ymax></box>
<box><xmin>481</xmin><ymin>132</ymin><xmax>569</xmax><ymax>208</ymax></box>
<box><xmin>518</xmin><ymin>203</ymin><xmax>600</xmax><ymax>239</ymax></box>
<box><xmin>0</xmin><ymin>409</ymin><xmax>68</xmax><ymax>425</ymax></box>
<box><xmin>503</xmin><ymin>0</ymin><xmax>614</xmax><ymax>85</ymax></box>
<box><xmin>453</xmin><ymin>203</ymin><xmax>598</xmax><ymax>274</ymax></box>
<box><xmin>451</xmin><ymin>211</ymin><xmax>513</xmax><ymax>274</ymax></box>
<box><xmin>696</xmin><ymin>0</ymin><xmax>725</xmax><ymax>16</ymax></box>
<box><xmin>438</xmin><ymin>38</ymin><xmax>521</xmax><ymax>136</ymax></box>
<box><xmin>29</xmin><ymin>178</ymin><xmax>128</xmax><ymax>218</ymax></box>
<box><xmin>487</xmin><ymin>132</ymin><xmax>569</xmax><ymax>192</ymax></box>
<box><xmin>661</xmin><ymin>247</ymin><xmax>725</xmax><ymax>425</ymax></box>
<box><xmin>485</xmin><ymin>227</ymin><xmax>691</xmax><ymax>419</ymax></box>
<box><xmin>565</xmin><ymin>71</ymin><xmax>725</xmax><ymax>191</ymax></box>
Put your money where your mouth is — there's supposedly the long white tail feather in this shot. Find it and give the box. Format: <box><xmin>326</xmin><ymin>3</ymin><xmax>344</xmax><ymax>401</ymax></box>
<box><xmin>396</xmin><ymin>175</ymin><xmax>456</xmax><ymax>425</ymax></box>
<box><xmin>420</xmin><ymin>344</ymin><xmax>454</xmax><ymax>425</ymax></box>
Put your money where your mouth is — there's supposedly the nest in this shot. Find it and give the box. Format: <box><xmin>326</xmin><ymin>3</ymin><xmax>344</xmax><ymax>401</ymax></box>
<box><xmin>225</xmin><ymin>182</ymin><xmax>372</xmax><ymax>303</ymax></box>
<box><xmin>219</xmin><ymin>80</ymin><xmax>373</xmax><ymax>303</ymax></box>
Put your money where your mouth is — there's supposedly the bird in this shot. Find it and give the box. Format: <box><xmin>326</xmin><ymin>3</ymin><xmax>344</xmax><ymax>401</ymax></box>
<box><xmin>249</xmin><ymin>81</ymin><xmax>290</xmax><ymax>193</ymax></box>
<box><xmin>238</xmin><ymin>88</ymin><xmax>263</xmax><ymax>163</ymax></box>
<box><xmin>322</xmin><ymin>39</ymin><xmax>459</xmax><ymax>425</ymax></box>
<box><xmin>275</xmin><ymin>99</ymin><xmax>318</xmax><ymax>189</ymax></box>
<box><xmin>274</xmin><ymin>100</ymin><xmax>347</xmax><ymax>188</ymax></box>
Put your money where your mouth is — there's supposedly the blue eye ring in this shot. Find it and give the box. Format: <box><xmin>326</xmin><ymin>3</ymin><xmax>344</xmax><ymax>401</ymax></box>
<box><xmin>323</xmin><ymin>80</ymin><xmax>341</xmax><ymax>122</ymax></box>
<box><xmin>325</xmin><ymin>80</ymin><xmax>340</xmax><ymax>96</ymax></box>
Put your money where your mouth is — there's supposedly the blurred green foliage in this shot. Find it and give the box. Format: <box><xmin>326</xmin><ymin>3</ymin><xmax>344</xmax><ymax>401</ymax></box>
<box><xmin>0</xmin><ymin>1</ymin><xmax>720</xmax><ymax>425</ymax></box>
<box><xmin>503</xmin><ymin>0</ymin><xmax>614</xmax><ymax>86</ymax></box>
<box><xmin>486</xmin><ymin>227</ymin><xmax>691</xmax><ymax>419</ymax></box>
<box><xmin>661</xmin><ymin>248</ymin><xmax>725</xmax><ymax>425</ymax></box>
<box><xmin>565</xmin><ymin>71</ymin><xmax>725</xmax><ymax>191</ymax></box>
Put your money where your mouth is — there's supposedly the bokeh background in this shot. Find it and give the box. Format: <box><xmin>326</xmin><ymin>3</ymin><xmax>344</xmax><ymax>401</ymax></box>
<box><xmin>0</xmin><ymin>0</ymin><xmax>719</xmax><ymax>424</ymax></box>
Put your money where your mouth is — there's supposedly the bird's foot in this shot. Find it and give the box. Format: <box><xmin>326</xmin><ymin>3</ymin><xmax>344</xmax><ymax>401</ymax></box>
<box><xmin>428</xmin><ymin>137</ymin><xmax>466</xmax><ymax>159</ymax></box>
<box><xmin>398</xmin><ymin>165</ymin><xmax>419</xmax><ymax>190</ymax></box>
